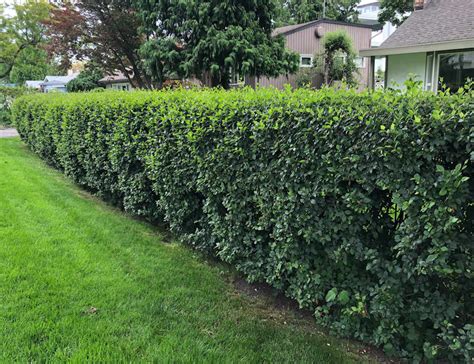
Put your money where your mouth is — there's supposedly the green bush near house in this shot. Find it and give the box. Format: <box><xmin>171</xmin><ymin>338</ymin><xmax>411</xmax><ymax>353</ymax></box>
<box><xmin>12</xmin><ymin>86</ymin><xmax>473</xmax><ymax>362</ymax></box>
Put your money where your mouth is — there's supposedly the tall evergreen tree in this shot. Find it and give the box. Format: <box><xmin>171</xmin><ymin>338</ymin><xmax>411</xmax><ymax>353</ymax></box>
<box><xmin>136</xmin><ymin>0</ymin><xmax>299</xmax><ymax>88</ymax></box>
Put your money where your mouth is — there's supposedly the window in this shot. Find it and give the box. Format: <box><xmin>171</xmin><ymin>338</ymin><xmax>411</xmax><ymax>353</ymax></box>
<box><xmin>355</xmin><ymin>56</ymin><xmax>365</xmax><ymax>68</ymax></box>
<box><xmin>112</xmin><ymin>84</ymin><xmax>130</xmax><ymax>91</ymax></box>
<box><xmin>359</xmin><ymin>4</ymin><xmax>379</xmax><ymax>13</ymax></box>
<box><xmin>300</xmin><ymin>55</ymin><xmax>313</xmax><ymax>67</ymax></box>
<box><xmin>229</xmin><ymin>67</ymin><xmax>244</xmax><ymax>87</ymax></box>
<box><xmin>338</xmin><ymin>54</ymin><xmax>347</xmax><ymax>64</ymax></box>
<box><xmin>438</xmin><ymin>51</ymin><xmax>474</xmax><ymax>92</ymax></box>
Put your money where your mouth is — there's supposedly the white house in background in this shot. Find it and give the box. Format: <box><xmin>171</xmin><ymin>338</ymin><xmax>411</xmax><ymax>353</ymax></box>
<box><xmin>24</xmin><ymin>80</ymin><xmax>43</xmax><ymax>90</ymax></box>
<box><xmin>41</xmin><ymin>74</ymin><xmax>79</xmax><ymax>93</ymax></box>
<box><xmin>98</xmin><ymin>72</ymin><xmax>134</xmax><ymax>91</ymax></box>
<box><xmin>357</xmin><ymin>0</ymin><xmax>397</xmax><ymax>47</ymax></box>
<box><xmin>361</xmin><ymin>0</ymin><xmax>474</xmax><ymax>91</ymax></box>
<box><xmin>356</xmin><ymin>0</ymin><xmax>398</xmax><ymax>87</ymax></box>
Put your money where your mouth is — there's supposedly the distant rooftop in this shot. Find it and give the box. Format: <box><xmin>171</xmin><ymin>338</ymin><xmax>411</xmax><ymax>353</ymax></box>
<box><xmin>99</xmin><ymin>72</ymin><xmax>130</xmax><ymax>84</ymax></box>
<box><xmin>44</xmin><ymin>75</ymin><xmax>78</xmax><ymax>84</ymax></box>
<box><xmin>382</xmin><ymin>0</ymin><xmax>474</xmax><ymax>48</ymax></box>
<box><xmin>25</xmin><ymin>81</ymin><xmax>43</xmax><ymax>88</ymax></box>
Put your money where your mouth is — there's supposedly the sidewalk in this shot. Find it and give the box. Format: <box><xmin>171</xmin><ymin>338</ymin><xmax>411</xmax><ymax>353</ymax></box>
<box><xmin>0</xmin><ymin>128</ymin><xmax>19</xmax><ymax>138</ymax></box>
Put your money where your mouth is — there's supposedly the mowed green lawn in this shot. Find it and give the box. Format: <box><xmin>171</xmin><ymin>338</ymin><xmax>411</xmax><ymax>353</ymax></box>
<box><xmin>0</xmin><ymin>138</ymin><xmax>367</xmax><ymax>363</ymax></box>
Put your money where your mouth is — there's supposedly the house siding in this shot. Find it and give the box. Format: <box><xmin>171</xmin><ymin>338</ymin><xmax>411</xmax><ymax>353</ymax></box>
<box><xmin>386</xmin><ymin>52</ymin><xmax>427</xmax><ymax>89</ymax></box>
<box><xmin>105</xmin><ymin>82</ymin><xmax>133</xmax><ymax>91</ymax></box>
<box><xmin>253</xmin><ymin>22</ymin><xmax>372</xmax><ymax>89</ymax></box>
<box><xmin>43</xmin><ymin>85</ymin><xmax>67</xmax><ymax>93</ymax></box>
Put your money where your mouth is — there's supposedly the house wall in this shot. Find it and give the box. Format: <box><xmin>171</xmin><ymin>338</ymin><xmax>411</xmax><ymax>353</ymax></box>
<box><xmin>105</xmin><ymin>82</ymin><xmax>132</xmax><ymax>91</ymax></box>
<box><xmin>386</xmin><ymin>52</ymin><xmax>427</xmax><ymax>88</ymax></box>
<box><xmin>253</xmin><ymin>22</ymin><xmax>373</xmax><ymax>89</ymax></box>
<box><xmin>44</xmin><ymin>85</ymin><xmax>67</xmax><ymax>93</ymax></box>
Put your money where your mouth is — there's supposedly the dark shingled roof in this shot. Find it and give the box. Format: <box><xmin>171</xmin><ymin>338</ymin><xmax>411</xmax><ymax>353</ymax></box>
<box><xmin>379</xmin><ymin>0</ymin><xmax>474</xmax><ymax>49</ymax></box>
<box><xmin>273</xmin><ymin>21</ymin><xmax>315</xmax><ymax>36</ymax></box>
<box><xmin>99</xmin><ymin>72</ymin><xmax>129</xmax><ymax>84</ymax></box>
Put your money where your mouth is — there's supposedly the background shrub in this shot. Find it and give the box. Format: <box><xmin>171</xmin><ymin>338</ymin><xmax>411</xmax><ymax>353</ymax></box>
<box><xmin>12</xmin><ymin>86</ymin><xmax>473</xmax><ymax>362</ymax></box>
<box><xmin>0</xmin><ymin>86</ymin><xmax>37</xmax><ymax>127</ymax></box>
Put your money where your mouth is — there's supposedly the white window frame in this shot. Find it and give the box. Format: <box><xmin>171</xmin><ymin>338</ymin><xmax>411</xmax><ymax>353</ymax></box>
<box><xmin>300</xmin><ymin>54</ymin><xmax>313</xmax><ymax>68</ymax></box>
<box><xmin>425</xmin><ymin>49</ymin><xmax>474</xmax><ymax>92</ymax></box>
<box><xmin>355</xmin><ymin>56</ymin><xmax>365</xmax><ymax>69</ymax></box>
<box><xmin>425</xmin><ymin>53</ymin><xmax>435</xmax><ymax>91</ymax></box>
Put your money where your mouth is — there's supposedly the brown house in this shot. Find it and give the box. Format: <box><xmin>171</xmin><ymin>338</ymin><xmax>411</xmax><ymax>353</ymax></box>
<box><xmin>246</xmin><ymin>19</ymin><xmax>373</xmax><ymax>89</ymax></box>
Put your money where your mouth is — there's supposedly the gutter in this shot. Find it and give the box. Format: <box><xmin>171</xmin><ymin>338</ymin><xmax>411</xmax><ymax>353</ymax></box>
<box><xmin>360</xmin><ymin>39</ymin><xmax>474</xmax><ymax>56</ymax></box>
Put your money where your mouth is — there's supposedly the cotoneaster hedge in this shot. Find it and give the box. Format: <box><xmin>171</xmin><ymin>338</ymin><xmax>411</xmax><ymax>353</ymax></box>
<box><xmin>12</xmin><ymin>86</ymin><xmax>473</xmax><ymax>362</ymax></box>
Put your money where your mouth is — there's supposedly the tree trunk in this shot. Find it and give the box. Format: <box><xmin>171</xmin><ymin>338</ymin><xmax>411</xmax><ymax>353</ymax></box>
<box><xmin>324</xmin><ymin>54</ymin><xmax>330</xmax><ymax>85</ymax></box>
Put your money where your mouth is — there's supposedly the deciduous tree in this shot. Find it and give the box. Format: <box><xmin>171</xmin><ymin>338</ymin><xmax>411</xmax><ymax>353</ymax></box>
<box><xmin>9</xmin><ymin>47</ymin><xmax>59</xmax><ymax>84</ymax></box>
<box><xmin>45</xmin><ymin>0</ymin><xmax>153</xmax><ymax>89</ymax></box>
<box><xmin>0</xmin><ymin>0</ymin><xmax>51</xmax><ymax>81</ymax></box>
<box><xmin>378</xmin><ymin>0</ymin><xmax>412</xmax><ymax>26</ymax></box>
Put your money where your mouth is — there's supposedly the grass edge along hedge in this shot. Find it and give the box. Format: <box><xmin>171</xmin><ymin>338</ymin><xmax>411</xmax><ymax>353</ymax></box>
<box><xmin>13</xmin><ymin>86</ymin><xmax>473</xmax><ymax>362</ymax></box>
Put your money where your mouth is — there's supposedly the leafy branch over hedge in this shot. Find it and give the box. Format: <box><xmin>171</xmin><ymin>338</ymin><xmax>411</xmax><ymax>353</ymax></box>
<box><xmin>12</xmin><ymin>86</ymin><xmax>473</xmax><ymax>361</ymax></box>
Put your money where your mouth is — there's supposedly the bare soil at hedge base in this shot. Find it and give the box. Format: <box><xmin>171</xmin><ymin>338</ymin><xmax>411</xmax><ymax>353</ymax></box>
<box><xmin>229</xmin><ymin>274</ymin><xmax>399</xmax><ymax>364</ymax></box>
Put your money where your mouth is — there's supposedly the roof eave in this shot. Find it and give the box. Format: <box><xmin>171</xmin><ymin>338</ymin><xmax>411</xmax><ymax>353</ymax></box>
<box><xmin>360</xmin><ymin>39</ymin><xmax>474</xmax><ymax>56</ymax></box>
<box><xmin>99</xmin><ymin>78</ymin><xmax>130</xmax><ymax>84</ymax></box>
<box><xmin>276</xmin><ymin>19</ymin><xmax>374</xmax><ymax>37</ymax></box>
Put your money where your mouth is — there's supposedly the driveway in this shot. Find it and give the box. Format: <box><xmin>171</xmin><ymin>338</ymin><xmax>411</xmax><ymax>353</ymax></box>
<box><xmin>0</xmin><ymin>128</ymin><xmax>19</xmax><ymax>138</ymax></box>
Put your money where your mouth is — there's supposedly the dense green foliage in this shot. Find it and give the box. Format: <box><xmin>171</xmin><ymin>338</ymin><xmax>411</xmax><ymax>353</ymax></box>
<box><xmin>293</xmin><ymin>31</ymin><xmax>359</xmax><ymax>89</ymax></box>
<box><xmin>45</xmin><ymin>1</ymin><xmax>153</xmax><ymax>89</ymax></box>
<box><xmin>378</xmin><ymin>0</ymin><xmax>413</xmax><ymax>26</ymax></box>
<box><xmin>0</xmin><ymin>0</ymin><xmax>54</xmax><ymax>82</ymax></box>
<box><xmin>0</xmin><ymin>86</ymin><xmax>37</xmax><ymax>126</ymax></box>
<box><xmin>8</xmin><ymin>47</ymin><xmax>58</xmax><ymax>85</ymax></box>
<box><xmin>0</xmin><ymin>138</ymin><xmax>362</xmax><ymax>363</ymax></box>
<box><xmin>136</xmin><ymin>0</ymin><xmax>299</xmax><ymax>88</ymax></box>
<box><xmin>13</xmin><ymin>87</ymin><xmax>474</xmax><ymax>361</ymax></box>
<box><xmin>315</xmin><ymin>30</ymin><xmax>358</xmax><ymax>87</ymax></box>
<box><xmin>275</xmin><ymin>0</ymin><xmax>360</xmax><ymax>25</ymax></box>
<box><xmin>66</xmin><ymin>64</ymin><xmax>104</xmax><ymax>92</ymax></box>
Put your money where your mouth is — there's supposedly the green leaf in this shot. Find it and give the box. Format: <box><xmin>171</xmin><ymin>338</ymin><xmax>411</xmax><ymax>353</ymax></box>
<box><xmin>326</xmin><ymin>288</ymin><xmax>338</xmax><ymax>302</ymax></box>
<box><xmin>337</xmin><ymin>290</ymin><xmax>350</xmax><ymax>305</ymax></box>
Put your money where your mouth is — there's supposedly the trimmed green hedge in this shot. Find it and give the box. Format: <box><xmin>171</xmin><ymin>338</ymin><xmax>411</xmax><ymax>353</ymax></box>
<box><xmin>13</xmin><ymin>87</ymin><xmax>473</xmax><ymax>361</ymax></box>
